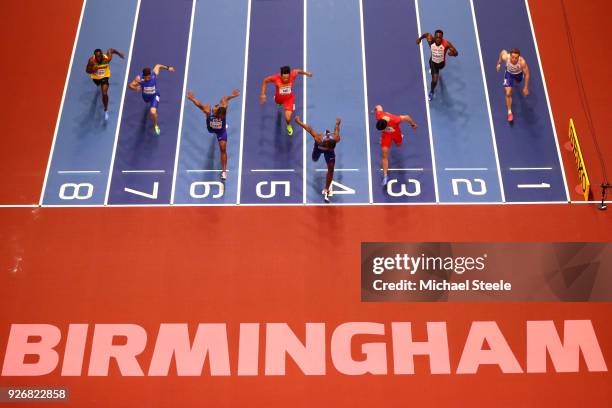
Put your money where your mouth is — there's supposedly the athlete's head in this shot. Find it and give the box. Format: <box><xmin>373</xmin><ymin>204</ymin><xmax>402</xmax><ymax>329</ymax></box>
<box><xmin>142</xmin><ymin>67</ymin><xmax>152</xmax><ymax>81</ymax></box>
<box><xmin>376</xmin><ymin>119</ymin><xmax>388</xmax><ymax>131</ymax></box>
<box><xmin>93</xmin><ymin>48</ymin><xmax>103</xmax><ymax>63</ymax></box>
<box><xmin>509</xmin><ymin>48</ymin><xmax>521</xmax><ymax>65</ymax></box>
<box><xmin>280</xmin><ymin>66</ymin><xmax>291</xmax><ymax>82</ymax></box>
<box><xmin>213</xmin><ymin>105</ymin><xmax>227</xmax><ymax>119</ymax></box>
<box><xmin>434</xmin><ymin>30</ymin><xmax>444</xmax><ymax>46</ymax></box>
<box><xmin>322</xmin><ymin>132</ymin><xmax>337</xmax><ymax>149</ymax></box>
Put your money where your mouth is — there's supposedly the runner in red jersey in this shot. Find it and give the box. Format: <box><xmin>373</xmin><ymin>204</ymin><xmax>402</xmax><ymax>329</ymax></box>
<box><xmin>416</xmin><ymin>29</ymin><xmax>458</xmax><ymax>101</ymax></box>
<box><xmin>373</xmin><ymin>105</ymin><xmax>417</xmax><ymax>187</ymax></box>
<box><xmin>260</xmin><ymin>65</ymin><xmax>312</xmax><ymax>136</ymax></box>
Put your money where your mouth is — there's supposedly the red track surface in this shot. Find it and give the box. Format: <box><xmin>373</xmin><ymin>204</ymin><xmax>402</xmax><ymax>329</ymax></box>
<box><xmin>0</xmin><ymin>0</ymin><xmax>610</xmax><ymax>406</ymax></box>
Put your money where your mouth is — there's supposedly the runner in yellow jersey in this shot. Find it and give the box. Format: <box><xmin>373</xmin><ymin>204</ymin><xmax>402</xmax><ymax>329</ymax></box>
<box><xmin>86</xmin><ymin>48</ymin><xmax>125</xmax><ymax>121</ymax></box>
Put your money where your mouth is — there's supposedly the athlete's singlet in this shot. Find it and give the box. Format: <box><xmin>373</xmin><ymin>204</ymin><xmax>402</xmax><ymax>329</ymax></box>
<box><xmin>90</xmin><ymin>54</ymin><xmax>111</xmax><ymax>80</ymax></box>
<box><xmin>430</xmin><ymin>39</ymin><xmax>449</xmax><ymax>64</ymax></box>
<box><xmin>207</xmin><ymin>111</ymin><xmax>228</xmax><ymax>142</ymax></box>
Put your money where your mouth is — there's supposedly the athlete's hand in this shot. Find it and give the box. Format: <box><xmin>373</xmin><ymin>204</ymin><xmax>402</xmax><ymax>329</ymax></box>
<box><xmin>306</xmin><ymin>71</ymin><xmax>313</xmax><ymax>77</ymax></box>
<box><xmin>416</xmin><ymin>37</ymin><xmax>421</xmax><ymax>45</ymax></box>
<box><xmin>231</xmin><ymin>89</ymin><xmax>240</xmax><ymax>97</ymax></box>
<box><xmin>259</xmin><ymin>94</ymin><xmax>266</xmax><ymax>104</ymax></box>
<box><xmin>411</xmin><ymin>123</ymin><xmax>418</xmax><ymax>130</ymax></box>
<box><xmin>168</xmin><ymin>66</ymin><xmax>176</xmax><ymax>72</ymax></box>
<box><xmin>186</xmin><ymin>91</ymin><xmax>194</xmax><ymax>100</ymax></box>
<box><xmin>496</xmin><ymin>63</ymin><xmax>501</xmax><ymax>72</ymax></box>
<box><xmin>295</xmin><ymin>115</ymin><xmax>303</xmax><ymax>124</ymax></box>
<box><xmin>335</xmin><ymin>117</ymin><xmax>341</xmax><ymax>126</ymax></box>
<box><xmin>522</xmin><ymin>87</ymin><xmax>529</xmax><ymax>97</ymax></box>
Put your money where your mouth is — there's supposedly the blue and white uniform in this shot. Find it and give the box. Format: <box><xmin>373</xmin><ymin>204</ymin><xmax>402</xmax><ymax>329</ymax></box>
<box><xmin>139</xmin><ymin>72</ymin><xmax>160</xmax><ymax>109</ymax></box>
<box><xmin>312</xmin><ymin>131</ymin><xmax>336</xmax><ymax>165</ymax></box>
<box><xmin>206</xmin><ymin>111</ymin><xmax>228</xmax><ymax>142</ymax></box>
<box><xmin>503</xmin><ymin>58</ymin><xmax>524</xmax><ymax>87</ymax></box>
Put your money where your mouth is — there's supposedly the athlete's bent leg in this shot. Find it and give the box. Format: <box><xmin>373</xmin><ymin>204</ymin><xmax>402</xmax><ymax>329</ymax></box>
<box><xmin>325</xmin><ymin>161</ymin><xmax>334</xmax><ymax>192</ymax></box>
<box><xmin>284</xmin><ymin>109</ymin><xmax>293</xmax><ymax>136</ymax></box>
<box><xmin>431</xmin><ymin>73</ymin><xmax>439</xmax><ymax>93</ymax></box>
<box><xmin>381</xmin><ymin>146</ymin><xmax>390</xmax><ymax>186</ymax></box>
<box><xmin>219</xmin><ymin>140</ymin><xmax>227</xmax><ymax>172</ymax></box>
<box><xmin>101</xmin><ymin>83</ymin><xmax>109</xmax><ymax>111</ymax></box>
<box><xmin>505</xmin><ymin>87</ymin><xmax>513</xmax><ymax>121</ymax></box>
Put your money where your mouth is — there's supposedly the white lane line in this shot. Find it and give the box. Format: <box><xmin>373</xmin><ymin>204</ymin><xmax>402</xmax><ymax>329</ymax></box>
<box><xmin>57</xmin><ymin>170</ymin><xmax>101</xmax><ymax>174</ymax></box>
<box><xmin>39</xmin><ymin>0</ymin><xmax>88</xmax><ymax>205</ymax></box>
<box><xmin>121</xmin><ymin>170</ymin><xmax>165</xmax><ymax>174</ymax></box>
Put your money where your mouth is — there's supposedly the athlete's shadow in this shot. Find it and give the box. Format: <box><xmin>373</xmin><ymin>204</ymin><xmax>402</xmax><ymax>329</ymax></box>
<box><xmin>76</xmin><ymin>88</ymin><xmax>103</xmax><ymax>137</ymax></box>
<box><xmin>202</xmin><ymin>137</ymin><xmax>217</xmax><ymax>169</ymax></box>
<box><xmin>129</xmin><ymin>107</ymin><xmax>160</xmax><ymax>165</ymax></box>
<box><xmin>272</xmin><ymin>108</ymin><xmax>293</xmax><ymax>168</ymax></box>
<box><xmin>435</xmin><ymin>74</ymin><xmax>469</xmax><ymax>127</ymax></box>
<box><xmin>515</xmin><ymin>90</ymin><xmax>539</xmax><ymax>128</ymax></box>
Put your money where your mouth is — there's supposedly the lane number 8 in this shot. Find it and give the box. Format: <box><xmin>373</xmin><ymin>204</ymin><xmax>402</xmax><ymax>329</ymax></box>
<box><xmin>59</xmin><ymin>183</ymin><xmax>94</xmax><ymax>200</ymax></box>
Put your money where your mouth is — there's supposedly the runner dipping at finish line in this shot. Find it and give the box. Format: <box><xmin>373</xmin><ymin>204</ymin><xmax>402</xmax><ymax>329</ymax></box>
<box><xmin>295</xmin><ymin>116</ymin><xmax>341</xmax><ymax>203</ymax></box>
<box><xmin>186</xmin><ymin>89</ymin><xmax>241</xmax><ymax>180</ymax></box>
<box><xmin>128</xmin><ymin>64</ymin><xmax>176</xmax><ymax>135</ymax></box>
<box><xmin>496</xmin><ymin>48</ymin><xmax>530</xmax><ymax>122</ymax></box>
<box><xmin>373</xmin><ymin>105</ymin><xmax>417</xmax><ymax>187</ymax></box>
<box><xmin>260</xmin><ymin>66</ymin><xmax>312</xmax><ymax>136</ymax></box>
<box><xmin>86</xmin><ymin>48</ymin><xmax>125</xmax><ymax>121</ymax></box>
<box><xmin>416</xmin><ymin>29</ymin><xmax>458</xmax><ymax>101</ymax></box>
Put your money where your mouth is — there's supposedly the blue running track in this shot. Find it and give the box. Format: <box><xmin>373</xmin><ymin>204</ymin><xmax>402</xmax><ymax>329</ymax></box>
<box><xmin>306</xmin><ymin>0</ymin><xmax>371</xmax><ymax>204</ymax></box>
<box><xmin>473</xmin><ymin>0</ymin><xmax>568</xmax><ymax>202</ymax></box>
<box><xmin>416</xmin><ymin>0</ymin><xmax>503</xmax><ymax>203</ymax></box>
<box><xmin>42</xmin><ymin>0</ymin><xmax>139</xmax><ymax>205</ymax></box>
<box><xmin>39</xmin><ymin>0</ymin><xmax>571</xmax><ymax>207</ymax></box>
<box><xmin>239</xmin><ymin>0</ymin><xmax>304</xmax><ymax>204</ymax></box>
<box><xmin>362</xmin><ymin>0</ymin><xmax>437</xmax><ymax>204</ymax></box>
<box><xmin>107</xmin><ymin>0</ymin><xmax>193</xmax><ymax>205</ymax></box>
<box><xmin>173</xmin><ymin>0</ymin><xmax>249</xmax><ymax>205</ymax></box>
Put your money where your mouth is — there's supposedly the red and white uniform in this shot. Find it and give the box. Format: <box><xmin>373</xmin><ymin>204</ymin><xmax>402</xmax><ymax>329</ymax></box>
<box><xmin>266</xmin><ymin>69</ymin><xmax>298</xmax><ymax>112</ymax></box>
<box><xmin>376</xmin><ymin>110</ymin><xmax>403</xmax><ymax>148</ymax></box>
<box><xmin>430</xmin><ymin>39</ymin><xmax>449</xmax><ymax>64</ymax></box>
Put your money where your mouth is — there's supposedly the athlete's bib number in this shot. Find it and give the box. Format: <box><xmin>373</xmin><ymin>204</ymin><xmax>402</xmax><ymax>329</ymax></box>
<box><xmin>143</xmin><ymin>86</ymin><xmax>156</xmax><ymax>95</ymax></box>
<box><xmin>209</xmin><ymin>119</ymin><xmax>223</xmax><ymax>130</ymax></box>
<box><xmin>431</xmin><ymin>45</ymin><xmax>445</xmax><ymax>63</ymax></box>
<box><xmin>279</xmin><ymin>86</ymin><xmax>291</xmax><ymax>95</ymax></box>
<box><xmin>96</xmin><ymin>68</ymin><xmax>106</xmax><ymax>77</ymax></box>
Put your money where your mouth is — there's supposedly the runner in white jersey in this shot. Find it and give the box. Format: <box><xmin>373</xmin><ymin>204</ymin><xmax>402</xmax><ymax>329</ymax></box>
<box><xmin>417</xmin><ymin>29</ymin><xmax>458</xmax><ymax>101</ymax></box>
<box><xmin>496</xmin><ymin>48</ymin><xmax>530</xmax><ymax>122</ymax></box>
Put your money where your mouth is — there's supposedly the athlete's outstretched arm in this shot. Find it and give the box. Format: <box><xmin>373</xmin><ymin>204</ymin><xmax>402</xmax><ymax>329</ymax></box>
<box><xmin>446</xmin><ymin>40</ymin><xmax>459</xmax><ymax>56</ymax></box>
<box><xmin>416</xmin><ymin>32</ymin><xmax>432</xmax><ymax>45</ymax></box>
<box><xmin>86</xmin><ymin>57</ymin><xmax>95</xmax><ymax>74</ymax></box>
<box><xmin>400</xmin><ymin>115</ymin><xmax>418</xmax><ymax>129</ymax></box>
<box><xmin>220</xmin><ymin>89</ymin><xmax>241</xmax><ymax>108</ymax></box>
<box><xmin>294</xmin><ymin>116</ymin><xmax>320</xmax><ymax>140</ymax></box>
<box><xmin>333</xmin><ymin>117</ymin><xmax>342</xmax><ymax>142</ymax></box>
<box><xmin>106</xmin><ymin>48</ymin><xmax>125</xmax><ymax>61</ymax></box>
<box><xmin>186</xmin><ymin>91</ymin><xmax>211</xmax><ymax>115</ymax></box>
<box><xmin>153</xmin><ymin>64</ymin><xmax>176</xmax><ymax>75</ymax></box>
<box><xmin>128</xmin><ymin>75</ymin><xmax>141</xmax><ymax>91</ymax></box>
<box><xmin>496</xmin><ymin>49</ymin><xmax>508</xmax><ymax>72</ymax></box>
<box><xmin>521</xmin><ymin>59</ymin><xmax>530</xmax><ymax>96</ymax></box>
<box><xmin>295</xmin><ymin>69</ymin><xmax>313</xmax><ymax>77</ymax></box>
<box><xmin>260</xmin><ymin>76</ymin><xmax>272</xmax><ymax>104</ymax></box>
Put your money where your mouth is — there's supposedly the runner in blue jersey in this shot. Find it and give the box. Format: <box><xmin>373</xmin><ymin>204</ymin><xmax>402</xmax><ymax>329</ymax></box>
<box><xmin>295</xmin><ymin>115</ymin><xmax>341</xmax><ymax>202</ymax></box>
<box><xmin>128</xmin><ymin>64</ymin><xmax>176</xmax><ymax>135</ymax></box>
<box><xmin>186</xmin><ymin>89</ymin><xmax>241</xmax><ymax>180</ymax></box>
<box><xmin>496</xmin><ymin>48</ymin><xmax>530</xmax><ymax>122</ymax></box>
